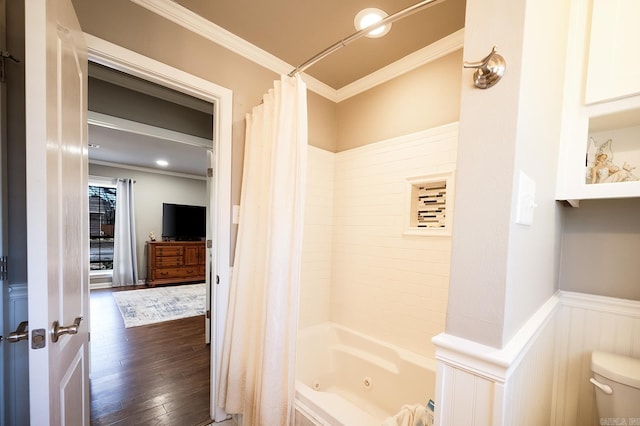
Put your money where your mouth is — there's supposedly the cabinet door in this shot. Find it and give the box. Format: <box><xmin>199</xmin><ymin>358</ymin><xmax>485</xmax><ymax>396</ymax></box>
<box><xmin>184</xmin><ymin>245</ymin><xmax>200</xmax><ymax>265</ymax></box>
<box><xmin>586</xmin><ymin>0</ymin><xmax>640</xmax><ymax>104</ymax></box>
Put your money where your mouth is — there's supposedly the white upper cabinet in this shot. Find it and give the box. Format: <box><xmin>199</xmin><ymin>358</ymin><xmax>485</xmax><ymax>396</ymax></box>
<box><xmin>585</xmin><ymin>0</ymin><xmax>640</xmax><ymax>105</ymax></box>
<box><xmin>556</xmin><ymin>0</ymin><xmax>640</xmax><ymax>202</ymax></box>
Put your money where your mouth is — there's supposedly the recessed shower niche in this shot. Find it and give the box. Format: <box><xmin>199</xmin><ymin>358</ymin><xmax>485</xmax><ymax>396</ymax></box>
<box><xmin>405</xmin><ymin>172</ymin><xmax>454</xmax><ymax>236</ymax></box>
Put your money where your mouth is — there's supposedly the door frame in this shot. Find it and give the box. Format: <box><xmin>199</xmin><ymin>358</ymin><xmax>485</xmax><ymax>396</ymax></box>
<box><xmin>86</xmin><ymin>34</ymin><xmax>232</xmax><ymax>422</ymax></box>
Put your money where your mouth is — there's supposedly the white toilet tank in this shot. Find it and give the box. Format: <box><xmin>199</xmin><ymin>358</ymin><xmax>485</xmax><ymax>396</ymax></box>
<box><xmin>591</xmin><ymin>351</ymin><xmax>640</xmax><ymax>421</ymax></box>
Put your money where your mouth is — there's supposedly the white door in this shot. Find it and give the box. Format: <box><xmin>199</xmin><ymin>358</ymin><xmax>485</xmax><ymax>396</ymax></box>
<box><xmin>25</xmin><ymin>0</ymin><xmax>89</xmax><ymax>424</ymax></box>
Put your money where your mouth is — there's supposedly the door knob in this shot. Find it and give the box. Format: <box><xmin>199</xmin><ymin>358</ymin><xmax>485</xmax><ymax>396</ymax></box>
<box><xmin>7</xmin><ymin>321</ymin><xmax>29</xmax><ymax>343</ymax></box>
<box><xmin>51</xmin><ymin>316</ymin><xmax>82</xmax><ymax>343</ymax></box>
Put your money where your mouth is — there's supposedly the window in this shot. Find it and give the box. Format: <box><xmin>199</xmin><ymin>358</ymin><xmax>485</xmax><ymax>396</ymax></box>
<box><xmin>89</xmin><ymin>183</ymin><xmax>116</xmax><ymax>271</ymax></box>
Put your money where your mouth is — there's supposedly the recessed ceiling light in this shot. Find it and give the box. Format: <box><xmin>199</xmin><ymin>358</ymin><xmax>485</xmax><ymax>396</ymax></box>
<box><xmin>156</xmin><ymin>159</ymin><xmax>169</xmax><ymax>167</ymax></box>
<box><xmin>354</xmin><ymin>8</ymin><xmax>391</xmax><ymax>38</ymax></box>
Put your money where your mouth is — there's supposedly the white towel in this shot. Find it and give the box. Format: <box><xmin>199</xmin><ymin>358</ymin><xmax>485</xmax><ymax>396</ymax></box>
<box><xmin>382</xmin><ymin>403</ymin><xmax>431</xmax><ymax>426</ymax></box>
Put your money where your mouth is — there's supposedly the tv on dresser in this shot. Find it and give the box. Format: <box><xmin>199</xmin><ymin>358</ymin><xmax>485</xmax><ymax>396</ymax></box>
<box><xmin>161</xmin><ymin>202</ymin><xmax>205</xmax><ymax>241</ymax></box>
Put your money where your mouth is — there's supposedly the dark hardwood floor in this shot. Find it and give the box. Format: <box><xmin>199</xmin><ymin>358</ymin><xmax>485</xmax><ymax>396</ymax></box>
<box><xmin>89</xmin><ymin>285</ymin><xmax>211</xmax><ymax>426</ymax></box>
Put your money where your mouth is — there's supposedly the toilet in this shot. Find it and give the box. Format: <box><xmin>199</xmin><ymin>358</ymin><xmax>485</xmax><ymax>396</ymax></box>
<box><xmin>590</xmin><ymin>351</ymin><xmax>640</xmax><ymax>420</ymax></box>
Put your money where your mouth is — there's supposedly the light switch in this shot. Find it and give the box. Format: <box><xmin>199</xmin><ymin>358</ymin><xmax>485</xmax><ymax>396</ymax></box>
<box><xmin>515</xmin><ymin>171</ymin><xmax>536</xmax><ymax>226</ymax></box>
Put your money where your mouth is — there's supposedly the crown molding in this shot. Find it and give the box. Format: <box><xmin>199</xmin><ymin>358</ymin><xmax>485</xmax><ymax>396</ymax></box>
<box><xmin>336</xmin><ymin>29</ymin><xmax>465</xmax><ymax>102</ymax></box>
<box><xmin>89</xmin><ymin>159</ymin><xmax>206</xmax><ymax>181</ymax></box>
<box><xmin>129</xmin><ymin>0</ymin><xmax>338</xmax><ymax>100</ymax></box>
<box><xmin>129</xmin><ymin>0</ymin><xmax>463</xmax><ymax>103</ymax></box>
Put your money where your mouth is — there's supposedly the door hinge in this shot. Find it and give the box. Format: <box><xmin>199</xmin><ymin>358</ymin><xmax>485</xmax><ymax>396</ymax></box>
<box><xmin>206</xmin><ymin>239</ymin><xmax>212</xmax><ymax>249</ymax></box>
<box><xmin>0</xmin><ymin>51</ymin><xmax>20</xmax><ymax>83</ymax></box>
<box><xmin>207</xmin><ymin>167</ymin><xmax>213</xmax><ymax>178</ymax></box>
<box><xmin>0</xmin><ymin>255</ymin><xmax>8</xmax><ymax>281</ymax></box>
<box><xmin>206</xmin><ymin>310</ymin><xmax>211</xmax><ymax>319</ymax></box>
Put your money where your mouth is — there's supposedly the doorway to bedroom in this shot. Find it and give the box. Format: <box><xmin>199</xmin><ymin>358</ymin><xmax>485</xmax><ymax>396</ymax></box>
<box><xmin>86</xmin><ymin>60</ymin><xmax>215</xmax><ymax>425</ymax></box>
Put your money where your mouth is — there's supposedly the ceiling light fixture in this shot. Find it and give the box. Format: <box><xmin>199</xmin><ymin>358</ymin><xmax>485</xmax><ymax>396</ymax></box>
<box><xmin>156</xmin><ymin>159</ymin><xmax>169</xmax><ymax>167</ymax></box>
<box><xmin>354</xmin><ymin>8</ymin><xmax>391</xmax><ymax>38</ymax></box>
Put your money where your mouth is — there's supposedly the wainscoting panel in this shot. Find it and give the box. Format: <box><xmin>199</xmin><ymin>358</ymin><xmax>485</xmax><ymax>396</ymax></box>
<box><xmin>434</xmin><ymin>291</ymin><xmax>640</xmax><ymax>426</ymax></box>
<box><xmin>439</xmin><ymin>364</ymin><xmax>495</xmax><ymax>426</ymax></box>
<box><xmin>6</xmin><ymin>283</ymin><xmax>29</xmax><ymax>425</ymax></box>
<box><xmin>433</xmin><ymin>293</ymin><xmax>560</xmax><ymax>426</ymax></box>
<box><xmin>551</xmin><ymin>292</ymin><xmax>640</xmax><ymax>426</ymax></box>
<box><xmin>502</xmin><ymin>313</ymin><xmax>557</xmax><ymax>426</ymax></box>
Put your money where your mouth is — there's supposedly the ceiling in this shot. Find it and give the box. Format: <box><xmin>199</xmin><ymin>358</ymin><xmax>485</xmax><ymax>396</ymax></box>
<box><xmin>176</xmin><ymin>0</ymin><xmax>466</xmax><ymax>90</ymax></box>
<box><xmin>88</xmin><ymin>0</ymin><xmax>466</xmax><ymax>177</ymax></box>
<box><xmin>88</xmin><ymin>64</ymin><xmax>213</xmax><ymax>177</ymax></box>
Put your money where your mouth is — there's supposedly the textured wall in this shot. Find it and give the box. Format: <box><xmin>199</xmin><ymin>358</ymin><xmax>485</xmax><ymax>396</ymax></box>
<box><xmin>560</xmin><ymin>198</ymin><xmax>640</xmax><ymax>300</ymax></box>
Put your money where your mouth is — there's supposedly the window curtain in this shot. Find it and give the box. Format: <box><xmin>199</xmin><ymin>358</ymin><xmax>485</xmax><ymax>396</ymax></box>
<box><xmin>112</xmin><ymin>178</ymin><xmax>138</xmax><ymax>287</ymax></box>
<box><xmin>217</xmin><ymin>75</ymin><xmax>308</xmax><ymax>425</ymax></box>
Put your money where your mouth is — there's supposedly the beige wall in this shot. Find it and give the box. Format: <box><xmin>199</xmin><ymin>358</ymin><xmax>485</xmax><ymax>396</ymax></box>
<box><xmin>336</xmin><ymin>50</ymin><xmax>462</xmax><ymax>152</ymax></box>
<box><xmin>72</xmin><ymin>0</ymin><xmax>338</xmax><ymax>263</ymax></box>
<box><xmin>560</xmin><ymin>198</ymin><xmax>640</xmax><ymax>300</ymax></box>
<box><xmin>73</xmin><ymin>0</ymin><xmax>338</xmax><ymax>192</ymax></box>
<box><xmin>446</xmin><ymin>0</ymin><xmax>569</xmax><ymax>348</ymax></box>
<box><xmin>89</xmin><ymin>163</ymin><xmax>207</xmax><ymax>281</ymax></box>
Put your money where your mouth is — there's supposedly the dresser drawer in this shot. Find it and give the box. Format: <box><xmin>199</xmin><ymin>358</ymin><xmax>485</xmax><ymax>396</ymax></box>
<box><xmin>155</xmin><ymin>246</ymin><xmax>183</xmax><ymax>257</ymax></box>
<box><xmin>155</xmin><ymin>256</ymin><xmax>182</xmax><ymax>267</ymax></box>
<box><xmin>153</xmin><ymin>267</ymin><xmax>202</xmax><ymax>280</ymax></box>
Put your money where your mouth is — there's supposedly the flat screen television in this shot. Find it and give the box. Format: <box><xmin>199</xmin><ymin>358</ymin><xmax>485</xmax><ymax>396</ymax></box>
<box><xmin>162</xmin><ymin>203</ymin><xmax>206</xmax><ymax>241</ymax></box>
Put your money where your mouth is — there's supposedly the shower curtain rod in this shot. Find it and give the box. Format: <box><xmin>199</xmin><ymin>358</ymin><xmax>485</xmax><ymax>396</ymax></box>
<box><xmin>288</xmin><ymin>0</ymin><xmax>445</xmax><ymax>77</ymax></box>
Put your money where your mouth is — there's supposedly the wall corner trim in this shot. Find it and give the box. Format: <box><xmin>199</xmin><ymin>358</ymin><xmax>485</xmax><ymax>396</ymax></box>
<box><xmin>433</xmin><ymin>291</ymin><xmax>561</xmax><ymax>382</ymax></box>
<box><xmin>7</xmin><ymin>282</ymin><xmax>28</xmax><ymax>301</ymax></box>
<box><xmin>559</xmin><ymin>290</ymin><xmax>640</xmax><ymax>317</ymax></box>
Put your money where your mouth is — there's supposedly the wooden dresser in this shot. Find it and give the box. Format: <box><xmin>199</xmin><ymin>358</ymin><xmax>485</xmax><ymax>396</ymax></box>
<box><xmin>146</xmin><ymin>241</ymin><xmax>206</xmax><ymax>287</ymax></box>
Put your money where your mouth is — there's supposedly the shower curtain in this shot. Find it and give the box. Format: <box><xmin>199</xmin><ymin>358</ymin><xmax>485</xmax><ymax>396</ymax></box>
<box><xmin>218</xmin><ymin>75</ymin><xmax>308</xmax><ymax>425</ymax></box>
<box><xmin>112</xmin><ymin>178</ymin><xmax>138</xmax><ymax>286</ymax></box>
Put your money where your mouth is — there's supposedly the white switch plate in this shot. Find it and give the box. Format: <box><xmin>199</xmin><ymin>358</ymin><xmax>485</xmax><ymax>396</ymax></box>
<box><xmin>232</xmin><ymin>205</ymin><xmax>240</xmax><ymax>224</ymax></box>
<box><xmin>515</xmin><ymin>171</ymin><xmax>536</xmax><ymax>226</ymax></box>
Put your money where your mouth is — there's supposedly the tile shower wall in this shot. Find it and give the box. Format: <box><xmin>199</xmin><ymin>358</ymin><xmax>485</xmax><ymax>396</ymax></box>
<box><xmin>299</xmin><ymin>146</ymin><xmax>335</xmax><ymax>328</ymax></box>
<box><xmin>331</xmin><ymin>123</ymin><xmax>458</xmax><ymax>357</ymax></box>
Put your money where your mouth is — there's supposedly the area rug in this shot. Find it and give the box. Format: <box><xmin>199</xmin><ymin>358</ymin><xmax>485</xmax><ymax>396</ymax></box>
<box><xmin>112</xmin><ymin>283</ymin><xmax>206</xmax><ymax>328</ymax></box>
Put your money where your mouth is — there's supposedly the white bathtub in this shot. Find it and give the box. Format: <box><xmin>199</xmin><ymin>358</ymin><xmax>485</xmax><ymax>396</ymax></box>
<box><xmin>294</xmin><ymin>322</ymin><xmax>436</xmax><ymax>426</ymax></box>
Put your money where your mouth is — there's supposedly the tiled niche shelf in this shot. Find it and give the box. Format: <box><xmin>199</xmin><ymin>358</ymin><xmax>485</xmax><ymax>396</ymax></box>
<box><xmin>404</xmin><ymin>172</ymin><xmax>454</xmax><ymax>236</ymax></box>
